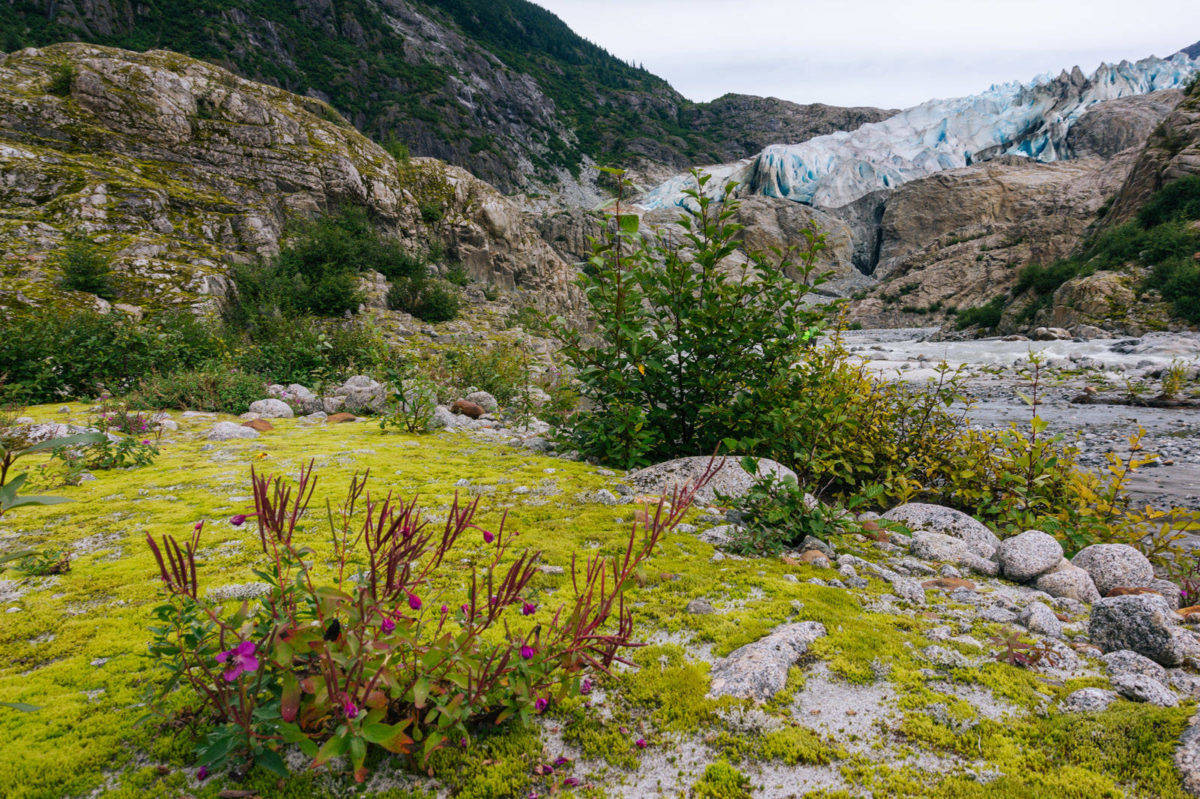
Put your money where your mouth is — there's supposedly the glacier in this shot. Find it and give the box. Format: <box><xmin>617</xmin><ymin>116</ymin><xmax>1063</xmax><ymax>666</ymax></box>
<box><xmin>641</xmin><ymin>52</ymin><xmax>1200</xmax><ymax>211</ymax></box>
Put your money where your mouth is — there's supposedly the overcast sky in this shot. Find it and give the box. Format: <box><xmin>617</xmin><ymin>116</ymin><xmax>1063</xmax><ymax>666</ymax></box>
<box><xmin>535</xmin><ymin>0</ymin><xmax>1200</xmax><ymax>108</ymax></box>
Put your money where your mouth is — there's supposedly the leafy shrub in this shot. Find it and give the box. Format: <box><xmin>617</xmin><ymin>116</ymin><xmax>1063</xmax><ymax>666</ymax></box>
<box><xmin>723</xmin><ymin>460</ymin><xmax>867</xmax><ymax>556</ymax></box>
<box><xmin>692</xmin><ymin>760</ymin><xmax>751</xmax><ymax>799</ymax></box>
<box><xmin>75</xmin><ymin>436</ymin><xmax>159</xmax><ymax>470</ymax></box>
<box><xmin>444</xmin><ymin>264</ymin><xmax>471</xmax><ymax>286</ymax></box>
<box><xmin>0</xmin><ymin>427</ymin><xmax>104</xmax><ymax>519</ymax></box>
<box><xmin>46</xmin><ymin>62</ymin><xmax>74</xmax><ymax>96</ymax></box>
<box><xmin>0</xmin><ymin>310</ymin><xmax>220</xmax><ymax>403</ymax></box>
<box><xmin>129</xmin><ymin>369</ymin><xmax>266</xmax><ymax>414</ymax></box>
<box><xmin>561</xmin><ymin>171</ymin><xmax>829</xmax><ymax>468</ymax></box>
<box><xmin>1137</xmin><ymin>175</ymin><xmax>1200</xmax><ymax>228</ymax></box>
<box><xmin>145</xmin><ymin>461</ymin><xmax>711</xmax><ymax>780</ymax></box>
<box><xmin>383</xmin><ymin>137</ymin><xmax>410</xmax><ymax>163</ymax></box>
<box><xmin>57</xmin><ymin>235</ymin><xmax>116</xmax><ymax>299</ymax></box>
<box><xmin>226</xmin><ymin>207</ymin><xmax>423</xmax><ymax>322</ymax></box>
<box><xmin>379</xmin><ymin>377</ymin><xmax>438</xmax><ymax>433</ymax></box>
<box><xmin>228</xmin><ymin>315</ymin><xmax>388</xmax><ymax>387</ymax></box>
<box><xmin>955</xmin><ymin>296</ymin><xmax>1006</xmax><ymax>331</ymax></box>
<box><xmin>436</xmin><ymin>342</ymin><xmax>532</xmax><ymax>405</ymax></box>
<box><xmin>410</xmin><ymin>279</ymin><xmax>461</xmax><ymax>322</ymax></box>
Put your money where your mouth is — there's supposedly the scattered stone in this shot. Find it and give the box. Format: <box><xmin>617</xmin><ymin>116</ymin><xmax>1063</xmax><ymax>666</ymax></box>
<box><xmin>686</xmin><ymin>599</ymin><xmax>715</xmax><ymax>616</ymax></box>
<box><xmin>708</xmin><ymin>622</ymin><xmax>826</xmax><ymax>701</ymax></box>
<box><xmin>247</xmin><ymin>398</ymin><xmax>293</xmax><ymax>418</ymax></box>
<box><xmin>1112</xmin><ymin>673</ymin><xmax>1177</xmax><ymax>706</ymax></box>
<box><xmin>1072</xmin><ymin>544</ymin><xmax>1153</xmax><ymax>597</ymax></box>
<box><xmin>882</xmin><ymin>502</ymin><xmax>1000</xmax><ymax>558</ymax></box>
<box><xmin>207</xmin><ymin>422</ymin><xmax>259</xmax><ymax>441</ymax></box>
<box><xmin>464</xmin><ymin>391</ymin><xmax>498</xmax><ymax>413</ymax></box>
<box><xmin>242</xmin><ymin>419</ymin><xmax>274</xmax><ymax>432</ymax></box>
<box><xmin>1147</xmin><ymin>578</ymin><xmax>1184</xmax><ymax>610</ymax></box>
<box><xmin>979</xmin><ymin>605</ymin><xmax>1018</xmax><ymax>623</ymax></box>
<box><xmin>1035</xmin><ymin>560</ymin><xmax>1101</xmax><ymax>604</ymax></box>
<box><xmin>156</xmin><ymin>419</ymin><xmax>178</xmax><ymax>432</ymax></box>
<box><xmin>1175</xmin><ymin>710</ymin><xmax>1200</xmax><ymax>796</ymax></box>
<box><xmin>451</xmin><ymin>399</ymin><xmax>485</xmax><ymax>419</ymax></box>
<box><xmin>332</xmin><ymin>375</ymin><xmax>387</xmax><ymax>413</ymax></box>
<box><xmin>796</xmin><ymin>550</ymin><xmax>832</xmax><ymax>569</ymax></box>
<box><xmin>1102</xmin><ymin>649</ymin><xmax>1168</xmax><ymax>684</ymax></box>
<box><xmin>698</xmin><ymin>525</ymin><xmax>738</xmax><ymax>546</ymax></box>
<box><xmin>996</xmin><ymin>530</ymin><xmax>1062</xmax><ymax>583</ymax></box>
<box><xmin>1019</xmin><ymin>601</ymin><xmax>1062</xmax><ymax>638</ymax></box>
<box><xmin>326</xmin><ymin>413</ymin><xmax>358</xmax><ymax>424</ymax></box>
<box><xmin>923</xmin><ymin>645</ymin><xmax>976</xmax><ymax>669</ymax></box>
<box><xmin>922</xmin><ymin>577</ymin><xmax>977</xmax><ymax>592</ymax></box>
<box><xmin>1062</xmin><ymin>688</ymin><xmax>1118</xmax><ymax>712</ymax></box>
<box><xmin>800</xmin><ymin>535</ymin><xmax>835</xmax><ymax>557</ymax></box>
<box><xmin>910</xmin><ymin>531</ymin><xmax>970</xmax><ymax>562</ymax></box>
<box><xmin>1089</xmin><ymin>593</ymin><xmax>1193</xmax><ymax>666</ymax></box>
<box><xmin>1032</xmin><ymin>326</ymin><xmax>1072</xmax><ymax>341</ymax></box>
<box><xmin>628</xmin><ymin>455</ymin><xmax>797</xmax><ymax>505</ymax></box>
<box><xmin>939</xmin><ymin>564</ymin><xmax>963</xmax><ymax>579</ymax></box>
<box><xmin>298</xmin><ymin>411</ymin><xmax>328</xmax><ymax>423</ymax></box>
<box><xmin>206</xmin><ymin>582</ymin><xmax>272</xmax><ymax>602</ymax></box>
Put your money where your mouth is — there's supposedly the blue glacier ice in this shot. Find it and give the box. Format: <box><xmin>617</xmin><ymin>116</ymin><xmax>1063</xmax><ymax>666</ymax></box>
<box><xmin>642</xmin><ymin>53</ymin><xmax>1200</xmax><ymax>211</ymax></box>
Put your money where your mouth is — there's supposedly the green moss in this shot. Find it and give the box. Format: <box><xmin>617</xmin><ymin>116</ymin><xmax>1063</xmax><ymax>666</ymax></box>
<box><xmin>691</xmin><ymin>759</ymin><xmax>751</xmax><ymax>799</ymax></box>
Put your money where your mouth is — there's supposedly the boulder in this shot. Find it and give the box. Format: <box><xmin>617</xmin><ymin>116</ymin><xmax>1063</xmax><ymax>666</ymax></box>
<box><xmin>1089</xmin><ymin>593</ymin><xmax>1193</xmax><ymax>666</ymax></box>
<box><xmin>1102</xmin><ymin>649</ymin><xmax>1168</xmax><ymax>684</ymax></box>
<box><xmin>207</xmin><ymin>422</ymin><xmax>259</xmax><ymax>441</ymax></box>
<box><xmin>451</xmin><ymin>399</ymin><xmax>485</xmax><ymax>419</ymax></box>
<box><xmin>708</xmin><ymin>622</ymin><xmax>826</xmax><ymax>701</ymax></box>
<box><xmin>1034</xmin><ymin>560</ymin><xmax>1101</xmax><ymax>604</ymax></box>
<box><xmin>247</xmin><ymin>398</ymin><xmax>294</xmax><ymax>419</ymax></box>
<box><xmin>882</xmin><ymin>503</ymin><xmax>1000</xmax><ymax>559</ymax></box>
<box><xmin>1032</xmin><ymin>326</ymin><xmax>1072</xmax><ymax>341</ymax></box>
<box><xmin>1111</xmin><ymin>673</ymin><xmax>1177</xmax><ymax>706</ymax></box>
<box><xmin>1148</xmin><ymin>577</ymin><xmax>1184</xmax><ymax>611</ymax></box>
<box><xmin>332</xmin><ymin>375</ymin><xmax>388</xmax><ymax>414</ymax></box>
<box><xmin>465</xmin><ymin>391</ymin><xmax>498</xmax><ymax>413</ymax></box>
<box><xmin>327</xmin><ymin>413</ymin><xmax>358</xmax><ymax>424</ymax></box>
<box><xmin>910</xmin><ymin>531</ymin><xmax>970</xmax><ymax>562</ymax></box>
<box><xmin>997</xmin><ymin>530</ymin><xmax>1063</xmax><ymax>583</ymax></box>
<box><xmin>628</xmin><ymin>456</ymin><xmax>797</xmax><ymax>505</ymax></box>
<box><xmin>1062</xmin><ymin>687</ymin><xmax>1118</xmax><ymax>713</ymax></box>
<box><xmin>1072</xmin><ymin>544</ymin><xmax>1153</xmax><ymax>596</ymax></box>
<box><xmin>1019</xmin><ymin>601</ymin><xmax>1062</xmax><ymax>638</ymax></box>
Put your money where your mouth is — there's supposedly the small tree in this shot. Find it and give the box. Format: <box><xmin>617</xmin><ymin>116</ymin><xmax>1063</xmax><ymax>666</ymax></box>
<box><xmin>58</xmin><ymin>235</ymin><xmax>116</xmax><ymax>299</ymax></box>
<box><xmin>560</xmin><ymin>170</ymin><xmax>830</xmax><ymax>468</ymax></box>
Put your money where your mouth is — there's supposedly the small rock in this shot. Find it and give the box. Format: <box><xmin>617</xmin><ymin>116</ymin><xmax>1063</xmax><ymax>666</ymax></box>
<box><xmin>800</xmin><ymin>535</ymin><xmax>835</xmax><ymax>557</ymax></box>
<box><xmin>922</xmin><ymin>577</ymin><xmax>977</xmax><ymax>592</ymax></box>
<box><xmin>1019</xmin><ymin>601</ymin><xmax>1062</xmax><ymax>638</ymax></box>
<box><xmin>451</xmin><ymin>399</ymin><xmax>485</xmax><ymax>419</ymax></box>
<box><xmin>327</xmin><ymin>412</ymin><xmax>358</xmax><ymax>424</ymax></box>
<box><xmin>910</xmin><ymin>531</ymin><xmax>970</xmax><ymax>562</ymax></box>
<box><xmin>796</xmin><ymin>550</ymin><xmax>831</xmax><ymax>569</ymax></box>
<box><xmin>698</xmin><ymin>525</ymin><xmax>738</xmax><ymax>546</ymax></box>
<box><xmin>686</xmin><ymin>599</ymin><xmax>715</xmax><ymax>615</ymax></box>
<box><xmin>248</xmin><ymin>399</ymin><xmax>293</xmax><ymax>418</ymax></box>
<box><xmin>1072</xmin><ymin>544</ymin><xmax>1153</xmax><ymax>597</ymax></box>
<box><xmin>882</xmin><ymin>502</ymin><xmax>1000</xmax><ymax>559</ymax></box>
<box><xmin>628</xmin><ymin>455</ymin><xmax>797</xmax><ymax>505</ymax></box>
<box><xmin>333</xmin><ymin>375</ymin><xmax>387</xmax><ymax>413</ymax></box>
<box><xmin>207</xmin><ymin>422</ymin><xmax>258</xmax><ymax>441</ymax></box>
<box><xmin>464</xmin><ymin>391</ymin><xmax>498</xmax><ymax>413</ymax></box>
<box><xmin>708</xmin><ymin>622</ymin><xmax>826</xmax><ymax>701</ymax></box>
<box><xmin>1111</xmin><ymin>673</ymin><xmax>1177</xmax><ymax>706</ymax></box>
<box><xmin>243</xmin><ymin>419</ymin><xmax>274</xmax><ymax>432</ymax></box>
<box><xmin>1062</xmin><ymin>688</ymin><xmax>1118</xmax><ymax>712</ymax></box>
<box><xmin>1147</xmin><ymin>578</ymin><xmax>1184</xmax><ymax>611</ymax></box>
<box><xmin>997</xmin><ymin>530</ymin><xmax>1062</xmax><ymax>583</ymax></box>
<box><xmin>1089</xmin><ymin>593</ymin><xmax>1193</xmax><ymax>666</ymax></box>
<box><xmin>1102</xmin><ymin>649</ymin><xmax>1168</xmax><ymax>684</ymax></box>
<box><xmin>1035</xmin><ymin>560</ymin><xmax>1101</xmax><ymax>604</ymax></box>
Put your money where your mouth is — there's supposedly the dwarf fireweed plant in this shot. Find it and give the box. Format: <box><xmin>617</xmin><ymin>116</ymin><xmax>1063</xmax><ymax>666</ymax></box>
<box><xmin>146</xmin><ymin>460</ymin><xmax>715</xmax><ymax>781</ymax></box>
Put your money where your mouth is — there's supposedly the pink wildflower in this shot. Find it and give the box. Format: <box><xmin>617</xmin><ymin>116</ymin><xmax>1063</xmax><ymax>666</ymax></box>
<box><xmin>407</xmin><ymin>592</ymin><xmax>422</xmax><ymax>611</ymax></box>
<box><xmin>215</xmin><ymin>640</ymin><xmax>259</xmax><ymax>681</ymax></box>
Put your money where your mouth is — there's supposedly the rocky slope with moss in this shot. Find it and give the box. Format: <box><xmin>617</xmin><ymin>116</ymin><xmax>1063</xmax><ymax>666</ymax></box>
<box><xmin>4</xmin><ymin>397</ymin><xmax>1200</xmax><ymax>798</ymax></box>
<box><xmin>0</xmin><ymin>0</ymin><xmax>892</xmax><ymax>196</ymax></box>
<box><xmin>0</xmin><ymin>42</ymin><xmax>582</xmax><ymax>316</ymax></box>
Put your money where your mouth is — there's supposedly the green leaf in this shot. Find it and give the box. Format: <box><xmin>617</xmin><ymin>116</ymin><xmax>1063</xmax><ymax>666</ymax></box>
<box><xmin>0</xmin><ymin>701</ymin><xmax>40</xmax><ymax>712</ymax></box>
<box><xmin>277</xmin><ymin>723</ymin><xmax>318</xmax><ymax>757</ymax></box>
<box><xmin>618</xmin><ymin>213</ymin><xmax>639</xmax><ymax>235</ymax></box>
<box><xmin>255</xmin><ymin>747</ymin><xmax>288</xmax><ymax>777</ymax></box>
<box><xmin>19</xmin><ymin>432</ymin><xmax>106</xmax><ymax>455</ymax></box>
<box><xmin>412</xmin><ymin>677</ymin><xmax>431</xmax><ymax>709</ymax></box>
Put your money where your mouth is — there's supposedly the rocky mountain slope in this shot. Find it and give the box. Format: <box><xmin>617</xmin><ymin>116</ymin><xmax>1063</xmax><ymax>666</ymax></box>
<box><xmin>0</xmin><ymin>43</ymin><xmax>581</xmax><ymax>315</ymax></box>
<box><xmin>0</xmin><ymin>0</ymin><xmax>891</xmax><ymax>196</ymax></box>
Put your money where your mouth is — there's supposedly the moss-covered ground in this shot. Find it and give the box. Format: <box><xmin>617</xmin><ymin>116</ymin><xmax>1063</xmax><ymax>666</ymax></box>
<box><xmin>0</xmin><ymin>406</ymin><xmax>1192</xmax><ymax>798</ymax></box>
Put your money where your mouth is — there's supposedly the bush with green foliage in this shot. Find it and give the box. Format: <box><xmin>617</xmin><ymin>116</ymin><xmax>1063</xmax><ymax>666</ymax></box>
<box><xmin>1009</xmin><ymin>176</ymin><xmax>1200</xmax><ymax>323</ymax></box>
<box><xmin>128</xmin><ymin>369</ymin><xmax>267</xmax><ymax>414</ymax></box>
<box><xmin>560</xmin><ymin>171</ymin><xmax>829</xmax><ymax>468</ymax></box>
<box><xmin>57</xmin><ymin>235</ymin><xmax>116</xmax><ymax>299</ymax></box>
<box><xmin>955</xmin><ymin>296</ymin><xmax>1006</xmax><ymax>331</ymax></box>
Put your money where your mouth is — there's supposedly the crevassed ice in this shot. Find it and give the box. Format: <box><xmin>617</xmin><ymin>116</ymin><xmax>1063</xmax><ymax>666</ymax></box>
<box><xmin>641</xmin><ymin>53</ymin><xmax>1200</xmax><ymax>211</ymax></box>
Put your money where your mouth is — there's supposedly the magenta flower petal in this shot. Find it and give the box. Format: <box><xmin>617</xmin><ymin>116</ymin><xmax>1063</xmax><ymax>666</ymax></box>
<box><xmin>230</xmin><ymin>514</ymin><xmax>248</xmax><ymax>527</ymax></box>
<box><xmin>520</xmin><ymin>645</ymin><xmax>535</xmax><ymax>659</ymax></box>
<box><xmin>381</xmin><ymin>616</ymin><xmax>396</xmax><ymax>633</ymax></box>
<box><xmin>482</xmin><ymin>529</ymin><xmax>495</xmax><ymax>544</ymax></box>
<box><xmin>407</xmin><ymin>592</ymin><xmax>422</xmax><ymax>611</ymax></box>
<box><xmin>534</xmin><ymin>697</ymin><xmax>548</xmax><ymax>712</ymax></box>
<box><xmin>522</xmin><ymin>601</ymin><xmax>536</xmax><ymax>616</ymax></box>
<box><xmin>222</xmin><ymin>667</ymin><xmax>241</xmax><ymax>682</ymax></box>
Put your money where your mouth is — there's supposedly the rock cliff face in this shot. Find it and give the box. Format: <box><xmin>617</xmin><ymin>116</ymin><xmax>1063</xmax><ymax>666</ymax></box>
<box><xmin>1066</xmin><ymin>90</ymin><xmax>1184</xmax><ymax>159</ymax></box>
<box><xmin>846</xmin><ymin>154</ymin><xmax>1136</xmax><ymax>326</ymax></box>
<box><xmin>1103</xmin><ymin>80</ymin><xmax>1200</xmax><ymax>226</ymax></box>
<box><xmin>0</xmin><ymin>43</ymin><xmax>580</xmax><ymax>315</ymax></box>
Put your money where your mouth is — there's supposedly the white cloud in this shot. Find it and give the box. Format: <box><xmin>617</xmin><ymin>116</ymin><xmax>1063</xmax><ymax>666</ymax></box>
<box><xmin>534</xmin><ymin>0</ymin><xmax>1200</xmax><ymax>107</ymax></box>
